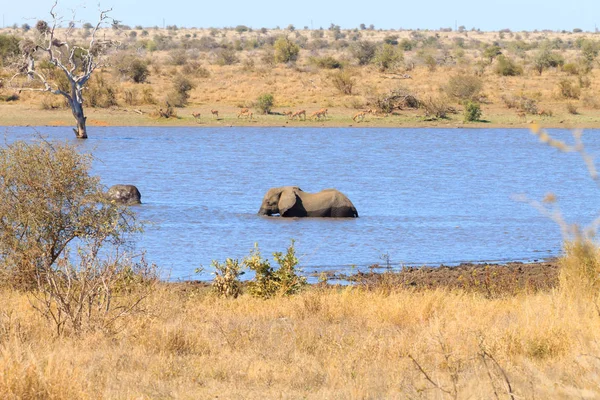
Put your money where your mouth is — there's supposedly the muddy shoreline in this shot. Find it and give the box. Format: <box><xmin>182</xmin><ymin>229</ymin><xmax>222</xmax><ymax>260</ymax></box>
<box><xmin>327</xmin><ymin>259</ymin><xmax>560</xmax><ymax>294</ymax></box>
<box><xmin>176</xmin><ymin>259</ymin><xmax>560</xmax><ymax>296</ymax></box>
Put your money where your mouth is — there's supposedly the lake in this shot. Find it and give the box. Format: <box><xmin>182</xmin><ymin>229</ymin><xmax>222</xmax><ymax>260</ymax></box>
<box><xmin>4</xmin><ymin>126</ymin><xmax>600</xmax><ymax>280</ymax></box>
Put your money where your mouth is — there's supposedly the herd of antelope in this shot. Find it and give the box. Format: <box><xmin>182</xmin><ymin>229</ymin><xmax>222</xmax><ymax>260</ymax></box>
<box><xmin>190</xmin><ymin>107</ymin><xmax>387</xmax><ymax>123</ymax></box>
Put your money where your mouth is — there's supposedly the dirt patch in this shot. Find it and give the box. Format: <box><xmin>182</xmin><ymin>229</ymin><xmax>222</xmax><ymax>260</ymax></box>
<box><xmin>331</xmin><ymin>260</ymin><xmax>560</xmax><ymax>296</ymax></box>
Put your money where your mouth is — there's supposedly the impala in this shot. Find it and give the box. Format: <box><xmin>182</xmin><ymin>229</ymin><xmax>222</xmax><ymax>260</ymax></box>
<box><xmin>352</xmin><ymin>111</ymin><xmax>366</xmax><ymax>122</ymax></box>
<box><xmin>291</xmin><ymin>110</ymin><xmax>306</xmax><ymax>120</ymax></box>
<box><xmin>192</xmin><ymin>112</ymin><xmax>201</xmax><ymax>122</ymax></box>
<box><xmin>237</xmin><ymin>108</ymin><xmax>253</xmax><ymax>119</ymax></box>
<box><xmin>210</xmin><ymin>109</ymin><xmax>219</xmax><ymax>118</ymax></box>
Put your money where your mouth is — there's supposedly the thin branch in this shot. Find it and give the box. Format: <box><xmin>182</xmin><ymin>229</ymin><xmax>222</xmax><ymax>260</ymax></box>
<box><xmin>407</xmin><ymin>354</ymin><xmax>453</xmax><ymax>396</ymax></box>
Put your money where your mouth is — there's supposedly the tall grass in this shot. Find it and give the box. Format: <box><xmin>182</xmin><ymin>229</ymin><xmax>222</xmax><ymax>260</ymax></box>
<box><xmin>1</xmin><ymin>285</ymin><xmax>600</xmax><ymax>398</ymax></box>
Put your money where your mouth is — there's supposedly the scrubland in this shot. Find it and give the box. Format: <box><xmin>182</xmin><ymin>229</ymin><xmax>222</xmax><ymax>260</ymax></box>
<box><xmin>2</xmin><ymin>25</ymin><xmax>600</xmax><ymax>127</ymax></box>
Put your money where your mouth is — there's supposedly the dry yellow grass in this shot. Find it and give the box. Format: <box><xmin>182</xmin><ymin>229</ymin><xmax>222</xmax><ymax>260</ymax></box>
<box><xmin>1</xmin><ymin>281</ymin><xmax>600</xmax><ymax>399</ymax></box>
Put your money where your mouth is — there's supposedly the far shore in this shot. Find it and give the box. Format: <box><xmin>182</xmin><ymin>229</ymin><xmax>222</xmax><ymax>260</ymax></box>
<box><xmin>2</xmin><ymin>103</ymin><xmax>600</xmax><ymax>130</ymax></box>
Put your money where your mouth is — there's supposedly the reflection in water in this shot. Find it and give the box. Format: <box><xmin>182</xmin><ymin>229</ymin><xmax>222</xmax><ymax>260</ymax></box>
<box><xmin>5</xmin><ymin>126</ymin><xmax>600</xmax><ymax>280</ymax></box>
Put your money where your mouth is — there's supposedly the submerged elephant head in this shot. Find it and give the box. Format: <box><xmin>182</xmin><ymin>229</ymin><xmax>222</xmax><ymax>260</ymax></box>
<box><xmin>258</xmin><ymin>186</ymin><xmax>358</xmax><ymax>218</ymax></box>
<box><xmin>106</xmin><ymin>184</ymin><xmax>142</xmax><ymax>205</ymax></box>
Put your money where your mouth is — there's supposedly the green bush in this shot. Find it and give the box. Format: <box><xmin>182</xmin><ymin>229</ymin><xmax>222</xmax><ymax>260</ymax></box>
<box><xmin>255</xmin><ymin>93</ymin><xmax>274</xmax><ymax>114</ymax></box>
<box><xmin>495</xmin><ymin>55</ymin><xmax>523</xmax><ymax>76</ymax></box>
<box><xmin>0</xmin><ymin>34</ymin><xmax>20</xmax><ymax>66</ymax></box>
<box><xmin>533</xmin><ymin>49</ymin><xmax>565</xmax><ymax>75</ymax></box>
<box><xmin>463</xmin><ymin>101</ymin><xmax>482</xmax><ymax>122</ymax></box>
<box><xmin>562</xmin><ymin>63</ymin><xmax>579</xmax><ymax>75</ymax></box>
<box><xmin>308</xmin><ymin>55</ymin><xmax>342</xmax><ymax>69</ymax></box>
<box><xmin>244</xmin><ymin>241</ymin><xmax>307</xmax><ymax>299</ymax></box>
<box><xmin>167</xmin><ymin>75</ymin><xmax>195</xmax><ymax>107</ymax></box>
<box><xmin>373</xmin><ymin>43</ymin><xmax>403</xmax><ymax>71</ymax></box>
<box><xmin>273</xmin><ymin>36</ymin><xmax>300</xmax><ymax>63</ymax></box>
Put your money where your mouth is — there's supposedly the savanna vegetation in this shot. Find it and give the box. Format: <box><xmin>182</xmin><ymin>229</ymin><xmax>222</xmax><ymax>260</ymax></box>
<box><xmin>2</xmin><ymin>11</ymin><xmax>600</xmax><ymax>398</ymax></box>
<box><xmin>2</xmin><ymin>23</ymin><xmax>600</xmax><ymax>128</ymax></box>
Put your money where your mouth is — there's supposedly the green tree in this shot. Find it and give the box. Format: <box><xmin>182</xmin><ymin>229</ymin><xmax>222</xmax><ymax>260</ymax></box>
<box><xmin>483</xmin><ymin>45</ymin><xmax>502</xmax><ymax>63</ymax></box>
<box><xmin>0</xmin><ymin>34</ymin><xmax>20</xmax><ymax>66</ymax></box>
<box><xmin>495</xmin><ymin>55</ymin><xmax>523</xmax><ymax>76</ymax></box>
<box><xmin>463</xmin><ymin>101</ymin><xmax>482</xmax><ymax>122</ymax></box>
<box><xmin>373</xmin><ymin>43</ymin><xmax>403</xmax><ymax>71</ymax></box>
<box><xmin>273</xmin><ymin>36</ymin><xmax>300</xmax><ymax>63</ymax></box>
<box><xmin>256</xmin><ymin>93</ymin><xmax>274</xmax><ymax>114</ymax></box>
<box><xmin>533</xmin><ymin>48</ymin><xmax>565</xmax><ymax>75</ymax></box>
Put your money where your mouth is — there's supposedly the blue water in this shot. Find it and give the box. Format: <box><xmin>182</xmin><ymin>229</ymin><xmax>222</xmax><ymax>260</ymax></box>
<box><xmin>4</xmin><ymin>126</ymin><xmax>600</xmax><ymax>280</ymax></box>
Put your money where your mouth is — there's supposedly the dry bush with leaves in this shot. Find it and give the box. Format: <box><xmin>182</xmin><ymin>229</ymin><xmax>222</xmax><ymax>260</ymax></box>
<box><xmin>0</xmin><ymin>139</ymin><xmax>155</xmax><ymax>335</ymax></box>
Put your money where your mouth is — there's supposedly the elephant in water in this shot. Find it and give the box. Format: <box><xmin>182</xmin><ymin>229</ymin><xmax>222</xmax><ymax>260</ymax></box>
<box><xmin>258</xmin><ymin>186</ymin><xmax>358</xmax><ymax>218</ymax></box>
<box><xmin>106</xmin><ymin>184</ymin><xmax>141</xmax><ymax>205</ymax></box>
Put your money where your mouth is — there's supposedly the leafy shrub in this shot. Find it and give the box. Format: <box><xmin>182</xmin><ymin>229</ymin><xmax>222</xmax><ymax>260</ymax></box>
<box><xmin>168</xmin><ymin>75</ymin><xmax>195</xmax><ymax>107</ymax></box>
<box><xmin>445</xmin><ymin>74</ymin><xmax>483</xmax><ymax>101</ymax></box>
<box><xmin>533</xmin><ymin>49</ymin><xmax>565</xmax><ymax>75</ymax></box>
<box><xmin>424</xmin><ymin>54</ymin><xmax>437</xmax><ymax>72</ymax></box>
<box><xmin>235</xmin><ymin>25</ymin><xmax>250</xmax><ymax>34</ymax></box>
<box><xmin>0</xmin><ymin>34</ymin><xmax>20</xmax><ymax>66</ymax></box>
<box><xmin>308</xmin><ymin>55</ymin><xmax>342</xmax><ymax>69</ymax></box>
<box><xmin>558</xmin><ymin>79</ymin><xmax>581</xmax><ymax>99</ymax></box>
<box><xmin>0</xmin><ymin>141</ymin><xmax>154</xmax><ymax>334</ymax></box>
<box><xmin>329</xmin><ymin>69</ymin><xmax>355</xmax><ymax>95</ymax></box>
<box><xmin>255</xmin><ymin>93</ymin><xmax>274</xmax><ymax>114</ymax></box>
<box><xmin>129</xmin><ymin>59</ymin><xmax>150</xmax><ymax>83</ymax></box>
<box><xmin>214</xmin><ymin>48</ymin><xmax>239</xmax><ymax>66</ymax></box>
<box><xmin>495</xmin><ymin>55</ymin><xmax>523</xmax><ymax>76</ymax></box>
<box><xmin>373</xmin><ymin>43</ymin><xmax>403</xmax><ymax>71</ymax></box>
<box><xmin>168</xmin><ymin>49</ymin><xmax>188</xmax><ymax>66</ymax></box>
<box><xmin>273</xmin><ymin>36</ymin><xmax>300</xmax><ymax>63</ymax></box>
<box><xmin>181</xmin><ymin>61</ymin><xmax>210</xmax><ymax>77</ymax></box>
<box><xmin>463</xmin><ymin>101</ymin><xmax>482</xmax><ymax>122</ymax></box>
<box><xmin>482</xmin><ymin>45</ymin><xmax>502</xmax><ymax>63</ymax></box>
<box><xmin>211</xmin><ymin>258</ymin><xmax>244</xmax><ymax>298</ymax></box>
<box><xmin>85</xmin><ymin>75</ymin><xmax>118</xmax><ymax>108</ymax></box>
<box><xmin>244</xmin><ymin>241</ymin><xmax>306</xmax><ymax>299</ymax></box>
<box><xmin>562</xmin><ymin>63</ymin><xmax>579</xmax><ymax>75</ymax></box>
<box><xmin>383</xmin><ymin>35</ymin><xmax>399</xmax><ymax>45</ymax></box>
<box><xmin>351</xmin><ymin>40</ymin><xmax>377</xmax><ymax>65</ymax></box>
<box><xmin>114</xmin><ymin>55</ymin><xmax>150</xmax><ymax>83</ymax></box>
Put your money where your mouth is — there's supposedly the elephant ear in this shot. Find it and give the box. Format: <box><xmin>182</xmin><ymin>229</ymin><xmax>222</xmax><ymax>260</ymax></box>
<box><xmin>278</xmin><ymin>188</ymin><xmax>298</xmax><ymax>216</ymax></box>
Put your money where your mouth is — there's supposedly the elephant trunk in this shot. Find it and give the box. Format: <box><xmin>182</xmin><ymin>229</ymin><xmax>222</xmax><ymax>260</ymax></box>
<box><xmin>258</xmin><ymin>208</ymin><xmax>272</xmax><ymax>216</ymax></box>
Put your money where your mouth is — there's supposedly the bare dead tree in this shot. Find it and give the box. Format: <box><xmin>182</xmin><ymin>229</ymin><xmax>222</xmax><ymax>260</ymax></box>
<box><xmin>10</xmin><ymin>1</ymin><xmax>116</xmax><ymax>139</ymax></box>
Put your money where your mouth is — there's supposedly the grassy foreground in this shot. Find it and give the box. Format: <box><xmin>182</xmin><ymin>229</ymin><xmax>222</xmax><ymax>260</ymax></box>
<box><xmin>1</xmin><ymin>275</ymin><xmax>600</xmax><ymax>399</ymax></box>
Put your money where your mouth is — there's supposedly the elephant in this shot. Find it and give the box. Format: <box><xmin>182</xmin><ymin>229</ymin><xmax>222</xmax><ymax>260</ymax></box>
<box><xmin>258</xmin><ymin>186</ymin><xmax>358</xmax><ymax>218</ymax></box>
<box><xmin>106</xmin><ymin>184</ymin><xmax>142</xmax><ymax>205</ymax></box>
